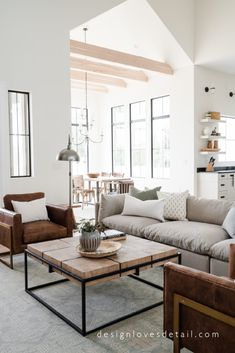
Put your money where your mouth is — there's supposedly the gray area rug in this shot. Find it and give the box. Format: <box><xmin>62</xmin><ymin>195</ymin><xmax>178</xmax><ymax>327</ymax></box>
<box><xmin>0</xmin><ymin>255</ymin><xmax>190</xmax><ymax>353</ymax></box>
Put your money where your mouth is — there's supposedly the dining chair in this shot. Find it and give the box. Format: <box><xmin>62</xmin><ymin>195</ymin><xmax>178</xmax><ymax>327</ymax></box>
<box><xmin>73</xmin><ymin>175</ymin><xmax>95</xmax><ymax>208</ymax></box>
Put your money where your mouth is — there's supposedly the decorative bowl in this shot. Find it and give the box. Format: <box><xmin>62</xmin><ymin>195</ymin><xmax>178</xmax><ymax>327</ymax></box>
<box><xmin>87</xmin><ymin>172</ymin><xmax>100</xmax><ymax>178</ymax></box>
<box><xmin>77</xmin><ymin>241</ymin><xmax>122</xmax><ymax>258</ymax></box>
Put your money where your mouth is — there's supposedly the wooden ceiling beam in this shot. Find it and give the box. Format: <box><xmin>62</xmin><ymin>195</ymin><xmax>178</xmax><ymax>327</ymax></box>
<box><xmin>70</xmin><ymin>40</ymin><xmax>173</xmax><ymax>75</ymax></box>
<box><xmin>70</xmin><ymin>57</ymin><xmax>148</xmax><ymax>82</ymax></box>
<box><xmin>70</xmin><ymin>70</ymin><xmax>127</xmax><ymax>87</ymax></box>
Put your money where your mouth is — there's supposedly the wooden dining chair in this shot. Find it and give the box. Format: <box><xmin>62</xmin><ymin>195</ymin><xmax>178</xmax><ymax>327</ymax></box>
<box><xmin>73</xmin><ymin>175</ymin><xmax>95</xmax><ymax>208</ymax></box>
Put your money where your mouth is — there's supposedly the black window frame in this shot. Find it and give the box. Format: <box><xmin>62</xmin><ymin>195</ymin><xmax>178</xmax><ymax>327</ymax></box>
<box><xmin>151</xmin><ymin>95</ymin><xmax>170</xmax><ymax>178</ymax></box>
<box><xmin>111</xmin><ymin>105</ymin><xmax>125</xmax><ymax>174</ymax></box>
<box><xmin>8</xmin><ymin>90</ymin><xmax>32</xmax><ymax>178</ymax></box>
<box><xmin>129</xmin><ymin>100</ymin><xmax>146</xmax><ymax>178</ymax></box>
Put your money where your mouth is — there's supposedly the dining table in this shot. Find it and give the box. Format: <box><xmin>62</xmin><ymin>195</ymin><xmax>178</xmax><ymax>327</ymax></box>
<box><xmin>83</xmin><ymin>176</ymin><xmax>132</xmax><ymax>202</ymax></box>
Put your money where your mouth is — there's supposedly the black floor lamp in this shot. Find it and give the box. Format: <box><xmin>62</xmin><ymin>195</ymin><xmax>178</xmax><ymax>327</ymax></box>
<box><xmin>57</xmin><ymin>135</ymin><xmax>80</xmax><ymax>207</ymax></box>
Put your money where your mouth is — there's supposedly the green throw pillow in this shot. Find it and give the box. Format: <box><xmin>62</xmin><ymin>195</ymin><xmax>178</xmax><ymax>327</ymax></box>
<box><xmin>129</xmin><ymin>186</ymin><xmax>161</xmax><ymax>201</ymax></box>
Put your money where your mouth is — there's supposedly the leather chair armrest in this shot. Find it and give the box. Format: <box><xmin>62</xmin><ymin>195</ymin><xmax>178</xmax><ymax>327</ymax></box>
<box><xmin>229</xmin><ymin>244</ymin><xmax>235</xmax><ymax>279</ymax></box>
<box><xmin>46</xmin><ymin>205</ymin><xmax>74</xmax><ymax>236</ymax></box>
<box><xmin>0</xmin><ymin>208</ymin><xmax>20</xmax><ymax>226</ymax></box>
<box><xmin>0</xmin><ymin>208</ymin><xmax>23</xmax><ymax>252</ymax></box>
<box><xmin>164</xmin><ymin>262</ymin><xmax>235</xmax><ymax>353</ymax></box>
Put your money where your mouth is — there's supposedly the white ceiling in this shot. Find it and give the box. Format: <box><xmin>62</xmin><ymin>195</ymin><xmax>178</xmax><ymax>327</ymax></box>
<box><xmin>70</xmin><ymin>0</ymin><xmax>192</xmax><ymax>71</ymax></box>
<box><xmin>70</xmin><ymin>0</ymin><xmax>235</xmax><ymax>76</ymax></box>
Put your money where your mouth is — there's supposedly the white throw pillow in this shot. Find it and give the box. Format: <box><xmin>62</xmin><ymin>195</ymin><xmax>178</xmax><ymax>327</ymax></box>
<box><xmin>222</xmin><ymin>204</ymin><xmax>235</xmax><ymax>238</ymax></box>
<box><xmin>122</xmin><ymin>194</ymin><xmax>165</xmax><ymax>221</ymax></box>
<box><xmin>12</xmin><ymin>197</ymin><xmax>49</xmax><ymax>223</ymax></box>
<box><xmin>157</xmin><ymin>191</ymin><xmax>189</xmax><ymax>221</ymax></box>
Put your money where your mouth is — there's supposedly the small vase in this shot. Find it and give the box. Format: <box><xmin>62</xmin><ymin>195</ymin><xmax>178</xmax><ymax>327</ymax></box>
<box><xmin>79</xmin><ymin>230</ymin><xmax>101</xmax><ymax>252</ymax></box>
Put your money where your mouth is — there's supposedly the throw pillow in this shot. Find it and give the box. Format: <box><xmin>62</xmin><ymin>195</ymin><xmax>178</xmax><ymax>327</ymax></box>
<box><xmin>222</xmin><ymin>204</ymin><xmax>235</xmax><ymax>238</ymax></box>
<box><xmin>98</xmin><ymin>194</ymin><xmax>125</xmax><ymax>222</ymax></box>
<box><xmin>129</xmin><ymin>186</ymin><xmax>161</xmax><ymax>201</ymax></box>
<box><xmin>122</xmin><ymin>194</ymin><xmax>165</xmax><ymax>221</ymax></box>
<box><xmin>12</xmin><ymin>197</ymin><xmax>49</xmax><ymax>223</ymax></box>
<box><xmin>157</xmin><ymin>190</ymin><xmax>189</xmax><ymax>221</ymax></box>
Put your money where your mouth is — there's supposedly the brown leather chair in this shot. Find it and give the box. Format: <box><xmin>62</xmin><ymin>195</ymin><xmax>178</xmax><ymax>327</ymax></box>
<box><xmin>0</xmin><ymin>192</ymin><xmax>73</xmax><ymax>269</ymax></box>
<box><xmin>164</xmin><ymin>245</ymin><xmax>235</xmax><ymax>353</ymax></box>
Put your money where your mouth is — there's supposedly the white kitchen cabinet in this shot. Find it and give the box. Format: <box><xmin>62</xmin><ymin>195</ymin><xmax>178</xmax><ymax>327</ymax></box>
<box><xmin>197</xmin><ymin>172</ymin><xmax>235</xmax><ymax>201</ymax></box>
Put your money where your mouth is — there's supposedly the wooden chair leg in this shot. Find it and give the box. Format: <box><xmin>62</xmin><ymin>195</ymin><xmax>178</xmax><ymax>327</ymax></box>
<box><xmin>0</xmin><ymin>225</ymin><xmax>14</xmax><ymax>269</ymax></box>
<box><xmin>0</xmin><ymin>248</ymin><xmax>14</xmax><ymax>269</ymax></box>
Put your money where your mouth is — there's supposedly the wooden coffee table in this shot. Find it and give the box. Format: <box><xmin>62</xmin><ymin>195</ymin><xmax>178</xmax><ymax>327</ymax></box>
<box><xmin>25</xmin><ymin>235</ymin><xmax>180</xmax><ymax>336</ymax></box>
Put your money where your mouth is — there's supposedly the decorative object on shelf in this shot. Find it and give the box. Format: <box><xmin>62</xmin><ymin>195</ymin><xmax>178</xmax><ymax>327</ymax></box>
<box><xmin>77</xmin><ymin>218</ymin><xmax>105</xmax><ymax>252</ymax></box>
<box><xmin>205</xmin><ymin>111</ymin><xmax>221</xmax><ymax>120</ymax></box>
<box><xmin>74</xmin><ymin>28</ymin><xmax>104</xmax><ymax>145</ymax></box>
<box><xmin>229</xmin><ymin>92</ymin><xmax>235</xmax><ymax>97</ymax></box>
<box><xmin>204</xmin><ymin>86</ymin><xmax>216</xmax><ymax>94</ymax></box>
<box><xmin>57</xmin><ymin>135</ymin><xmax>80</xmax><ymax>207</ymax></box>
<box><xmin>202</xmin><ymin>126</ymin><xmax>210</xmax><ymax>136</ymax></box>
<box><xmin>77</xmin><ymin>241</ymin><xmax>122</xmax><ymax>258</ymax></box>
<box><xmin>206</xmin><ymin>139</ymin><xmax>219</xmax><ymax>150</ymax></box>
<box><xmin>207</xmin><ymin>140</ymin><xmax>213</xmax><ymax>149</ymax></box>
<box><xmin>211</xmin><ymin>127</ymin><xmax>217</xmax><ymax>135</ymax></box>
<box><xmin>206</xmin><ymin>157</ymin><xmax>215</xmax><ymax>172</ymax></box>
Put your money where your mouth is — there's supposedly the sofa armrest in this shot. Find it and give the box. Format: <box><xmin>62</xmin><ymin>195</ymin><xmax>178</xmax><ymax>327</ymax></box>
<box><xmin>164</xmin><ymin>262</ymin><xmax>235</xmax><ymax>352</ymax></box>
<box><xmin>46</xmin><ymin>205</ymin><xmax>74</xmax><ymax>236</ymax></box>
<box><xmin>97</xmin><ymin>194</ymin><xmax>125</xmax><ymax>222</ymax></box>
<box><xmin>0</xmin><ymin>208</ymin><xmax>23</xmax><ymax>252</ymax></box>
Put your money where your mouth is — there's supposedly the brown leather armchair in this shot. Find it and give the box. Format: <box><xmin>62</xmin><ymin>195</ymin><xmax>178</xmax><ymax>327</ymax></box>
<box><xmin>164</xmin><ymin>244</ymin><xmax>235</xmax><ymax>353</ymax></box>
<box><xmin>0</xmin><ymin>192</ymin><xmax>73</xmax><ymax>269</ymax></box>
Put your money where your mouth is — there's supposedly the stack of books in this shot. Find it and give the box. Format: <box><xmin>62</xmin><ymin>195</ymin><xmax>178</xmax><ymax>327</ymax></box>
<box><xmin>100</xmin><ymin>229</ymin><xmax>126</xmax><ymax>241</ymax></box>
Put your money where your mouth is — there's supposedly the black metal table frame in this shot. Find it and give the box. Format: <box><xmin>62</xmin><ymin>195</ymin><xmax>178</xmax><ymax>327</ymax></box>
<box><xmin>24</xmin><ymin>249</ymin><xmax>181</xmax><ymax>336</ymax></box>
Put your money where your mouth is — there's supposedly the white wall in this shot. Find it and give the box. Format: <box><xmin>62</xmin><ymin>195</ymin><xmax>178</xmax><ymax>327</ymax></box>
<box><xmin>96</xmin><ymin>66</ymin><xmax>195</xmax><ymax>193</ymax></box>
<box><xmin>195</xmin><ymin>0</ymin><xmax>235</xmax><ymax>74</ymax></box>
<box><xmin>0</xmin><ymin>0</ymin><xmax>124</xmax><ymax>205</ymax></box>
<box><xmin>195</xmin><ymin>66</ymin><xmax>235</xmax><ymax>167</ymax></box>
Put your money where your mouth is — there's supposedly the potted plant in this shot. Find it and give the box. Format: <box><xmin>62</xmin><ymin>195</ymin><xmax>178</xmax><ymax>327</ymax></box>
<box><xmin>77</xmin><ymin>218</ymin><xmax>105</xmax><ymax>252</ymax></box>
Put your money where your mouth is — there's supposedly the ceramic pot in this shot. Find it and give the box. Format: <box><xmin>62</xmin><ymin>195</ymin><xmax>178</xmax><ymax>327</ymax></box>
<box><xmin>202</xmin><ymin>127</ymin><xmax>210</xmax><ymax>136</ymax></box>
<box><xmin>80</xmin><ymin>230</ymin><xmax>101</xmax><ymax>252</ymax></box>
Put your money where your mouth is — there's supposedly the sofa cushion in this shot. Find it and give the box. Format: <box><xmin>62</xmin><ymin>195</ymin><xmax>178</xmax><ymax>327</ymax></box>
<box><xmin>102</xmin><ymin>215</ymin><xmax>160</xmax><ymax>237</ymax></box>
<box><xmin>23</xmin><ymin>220</ymin><xmax>67</xmax><ymax>244</ymax></box>
<box><xmin>143</xmin><ymin>221</ymin><xmax>229</xmax><ymax>255</ymax></box>
<box><xmin>209</xmin><ymin>239</ymin><xmax>235</xmax><ymax>261</ymax></box>
<box><xmin>12</xmin><ymin>197</ymin><xmax>49</xmax><ymax>223</ymax></box>
<box><xmin>129</xmin><ymin>186</ymin><xmax>161</xmax><ymax>200</ymax></box>
<box><xmin>122</xmin><ymin>195</ymin><xmax>165</xmax><ymax>221</ymax></box>
<box><xmin>98</xmin><ymin>194</ymin><xmax>125</xmax><ymax>222</ymax></box>
<box><xmin>158</xmin><ymin>190</ymin><xmax>189</xmax><ymax>221</ymax></box>
<box><xmin>187</xmin><ymin>196</ymin><xmax>232</xmax><ymax>225</ymax></box>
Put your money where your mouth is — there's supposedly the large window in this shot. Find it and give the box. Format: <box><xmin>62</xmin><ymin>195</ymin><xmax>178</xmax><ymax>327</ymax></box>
<box><xmin>8</xmin><ymin>90</ymin><xmax>32</xmax><ymax>177</ymax></box>
<box><xmin>151</xmin><ymin>95</ymin><xmax>170</xmax><ymax>178</ymax></box>
<box><xmin>219</xmin><ymin>116</ymin><xmax>235</xmax><ymax>162</ymax></box>
<box><xmin>71</xmin><ymin>107</ymin><xmax>88</xmax><ymax>174</ymax></box>
<box><xmin>111</xmin><ymin>105</ymin><xmax>126</xmax><ymax>174</ymax></box>
<box><xmin>130</xmin><ymin>101</ymin><xmax>146</xmax><ymax>177</ymax></box>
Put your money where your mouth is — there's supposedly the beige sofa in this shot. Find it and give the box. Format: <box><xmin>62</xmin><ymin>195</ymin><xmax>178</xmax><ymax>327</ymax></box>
<box><xmin>95</xmin><ymin>194</ymin><xmax>235</xmax><ymax>276</ymax></box>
